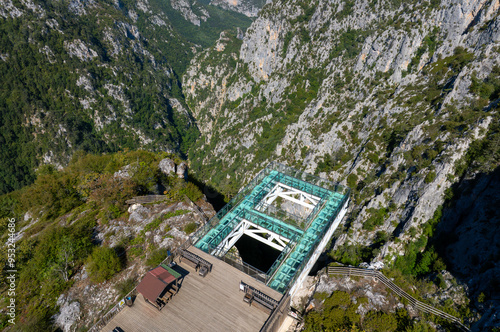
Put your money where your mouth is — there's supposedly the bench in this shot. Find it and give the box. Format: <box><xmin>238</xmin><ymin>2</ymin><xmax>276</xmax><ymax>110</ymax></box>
<box><xmin>144</xmin><ymin>296</ymin><xmax>162</xmax><ymax>311</ymax></box>
<box><xmin>182</xmin><ymin>257</ymin><xmax>199</xmax><ymax>270</ymax></box>
<box><xmin>169</xmin><ymin>284</ymin><xmax>179</xmax><ymax>294</ymax></box>
<box><xmin>239</xmin><ymin>281</ymin><xmax>278</xmax><ymax>314</ymax></box>
<box><xmin>180</xmin><ymin>249</ymin><xmax>213</xmax><ymax>275</ymax></box>
<box><xmin>243</xmin><ymin>293</ymin><xmax>253</xmax><ymax>305</ymax></box>
<box><xmin>155</xmin><ymin>298</ymin><xmax>167</xmax><ymax>311</ymax></box>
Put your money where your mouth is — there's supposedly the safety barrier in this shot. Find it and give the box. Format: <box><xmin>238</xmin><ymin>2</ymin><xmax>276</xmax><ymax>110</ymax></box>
<box><xmin>327</xmin><ymin>266</ymin><xmax>469</xmax><ymax>331</ymax></box>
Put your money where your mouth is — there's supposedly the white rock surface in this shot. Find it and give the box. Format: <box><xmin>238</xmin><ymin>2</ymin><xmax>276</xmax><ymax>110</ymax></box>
<box><xmin>53</xmin><ymin>294</ymin><xmax>81</xmax><ymax>332</ymax></box>
<box><xmin>159</xmin><ymin>158</ymin><xmax>176</xmax><ymax>175</ymax></box>
<box><xmin>64</xmin><ymin>39</ymin><xmax>98</xmax><ymax>62</ymax></box>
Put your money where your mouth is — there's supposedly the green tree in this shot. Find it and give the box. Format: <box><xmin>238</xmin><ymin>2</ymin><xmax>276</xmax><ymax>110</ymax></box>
<box><xmin>87</xmin><ymin>246</ymin><xmax>122</xmax><ymax>283</ymax></box>
<box><xmin>184</xmin><ymin>222</ymin><xmax>198</xmax><ymax>234</ymax></box>
<box><xmin>53</xmin><ymin>237</ymin><xmax>76</xmax><ymax>282</ymax></box>
<box><xmin>347</xmin><ymin>173</ymin><xmax>358</xmax><ymax>188</ymax></box>
<box><xmin>363</xmin><ymin>311</ymin><xmax>398</xmax><ymax>331</ymax></box>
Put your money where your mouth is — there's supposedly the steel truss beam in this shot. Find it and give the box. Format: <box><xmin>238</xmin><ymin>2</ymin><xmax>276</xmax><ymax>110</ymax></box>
<box><xmin>212</xmin><ymin>219</ymin><xmax>291</xmax><ymax>257</ymax></box>
<box><xmin>256</xmin><ymin>182</ymin><xmax>321</xmax><ymax>211</ymax></box>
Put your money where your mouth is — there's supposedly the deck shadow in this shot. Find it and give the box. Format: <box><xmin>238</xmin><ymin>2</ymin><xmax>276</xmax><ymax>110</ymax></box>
<box><xmin>169</xmin><ymin>263</ymin><xmax>191</xmax><ymax>289</ymax></box>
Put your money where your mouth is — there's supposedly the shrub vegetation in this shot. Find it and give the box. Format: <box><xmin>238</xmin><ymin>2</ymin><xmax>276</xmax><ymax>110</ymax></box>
<box><xmin>87</xmin><ymin>246</ymin><xmax>122</xmax><ymax>283</ymax></box>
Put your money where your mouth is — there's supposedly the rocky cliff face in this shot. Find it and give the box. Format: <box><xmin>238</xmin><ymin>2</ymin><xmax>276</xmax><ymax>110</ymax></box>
<box><xmin>170</xmin><ymin>0</ymin><xmax>209</xmax><ymax>26</ymax></box>
<box><xmin>435</xmin><ymin>167</ymin><xmax>500</xmax><ymax>330</ymax></box>
<box><xmin>185</xmin><ymin>0</ymin><xmax>499</xmax><ymax>242</ymax></box>
<box><xmin>184</xmin><ymin>0</ymin><xmax>499</xmax><ymax>327</ymax></box>
<box><xmin>210</xmin><ymin>0</ymin><xmax>266</xmax><ymax>17</ymax></box>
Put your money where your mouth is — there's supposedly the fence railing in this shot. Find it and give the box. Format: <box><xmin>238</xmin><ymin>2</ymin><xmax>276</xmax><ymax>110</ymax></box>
<box><xmin>125</xmin><ymin>195</ymin><xmax>167</xmax><ymax>205</ymax></box>
<box><xmin>265</xmin><ymin>239</ymin><xmax>297</xmax><ymax>284</ymax></box>
<box><xmin>266</xmin><ymin>162</ymin><xmax>350</xmax><ymax>196</ymax></box>
<box><xmin>209</xmin><ymin>244</ymin><xmax>268</xmax><ymax>283</ymax></box>
<box><xmin>87</xmin><ymin>286</ymin><xmax>137</xmax><ymax>332</ymax></box>
<box><xmin>183</xmin><ymin>195</ymin><xmax>209</xmax><ymax>222</ymax></box>
<box><xmin>303</xmin><ymin>196</ymin><xmax>327</xmax><ymax>230</ymax></box>
<box><xmin>260</xmin><ymin>293</ymin><xmax>291</xmax><ymax>332</ymax></box>
<box><xmin>256</xmin><ymin>202</ymin><xmax>306</xmax><ymax>229</ymax></box>
<box><xmin>327</xmin><ymin>266</ymin><xmax>470</xmax><ymax>332</ymax></box>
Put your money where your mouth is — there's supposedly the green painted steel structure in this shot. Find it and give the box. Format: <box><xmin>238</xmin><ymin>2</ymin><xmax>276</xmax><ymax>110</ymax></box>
<box><xmin>192</xmin><ymin>162</ymin><xmax>350</xmax><ymax>293</ymax></box>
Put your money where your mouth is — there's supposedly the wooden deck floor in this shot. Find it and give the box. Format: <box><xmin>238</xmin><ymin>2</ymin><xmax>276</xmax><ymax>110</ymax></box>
<box><xmin>103</xmin><ymin>246</ymin><xmax>282</xmax><ymax>332</ymax></box>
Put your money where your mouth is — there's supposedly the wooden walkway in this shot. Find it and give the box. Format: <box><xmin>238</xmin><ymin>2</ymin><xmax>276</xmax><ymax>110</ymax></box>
<box><xmin>104</xmin><ymin>246</ymin><xmax>282</xmax><ymax>332</ymax></box>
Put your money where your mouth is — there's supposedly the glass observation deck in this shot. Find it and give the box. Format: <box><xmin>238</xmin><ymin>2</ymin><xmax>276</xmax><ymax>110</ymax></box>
<box><xmin>191</xmin><ymin>162</ymin><xmax>350</xmax><ymax>294</ymax></box>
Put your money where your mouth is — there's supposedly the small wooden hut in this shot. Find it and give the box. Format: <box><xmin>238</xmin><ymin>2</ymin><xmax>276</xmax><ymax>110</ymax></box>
<box><xmin>136</xmin><ymin>265</ymin><xmax>181</xmax><ymax>310</ymax></box>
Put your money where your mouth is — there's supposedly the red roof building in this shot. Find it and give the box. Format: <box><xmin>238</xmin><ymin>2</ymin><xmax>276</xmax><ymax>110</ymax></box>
<box><xmin>136</xmin><ymin>266</ymin><xmax>179</xmax><ymax>310</ymax></box>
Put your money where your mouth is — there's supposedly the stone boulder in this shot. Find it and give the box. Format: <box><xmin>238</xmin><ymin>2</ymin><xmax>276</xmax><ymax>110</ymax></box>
<box><xmin>128</xmin><ymin>204</ymin><xmax>150</xmax><ymax>223</ymax></box>
<box><xmin>53</xmin><ymin>294</ymin><xmax>81</xmax><ymax>332</ymax></box>
<box><xmin>176</xmin><ymin>162</ymin><xmax>188</xmax><ymax>179</ymax></box>
<box><xmin>113</xmin><ymin>164</ymin><xmax>131</xmax><ymax>179</ymax></box>
<box><xmin>159</xmin><ymin>158</ymin><xmax>176</xmax><ymax>175</ymax></box>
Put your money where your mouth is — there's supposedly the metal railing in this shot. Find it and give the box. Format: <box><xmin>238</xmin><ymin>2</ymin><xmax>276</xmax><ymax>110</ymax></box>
<box><xmin>209</xmin><ymin>244</ymin><xmax>268</xmax><ymax>283</ymax></box>
<box><xmin>260</xmin><ymin>293</ymin><xmax>291</xmax><ymax>332</ymax></box>
<box><xmin>303</xmin><ymin>196</ymin><xmax>327</xmax><ymax>229</ymax></box>
<box><xmin>267</xmin><ymin>162</ymin><xmax>350</xmax><ymax>196</ymax></box>
<box><xmin>125</xmin><ymin>195</ymin><xmax>168</xmax><ymax>205</ymax></box>
<box><xmin>183</xmin><ymin>195</ymin><xmax>209</xmax><ymax>222</ymax></box>
<box><xmin>265</xmin><ymin>239</ymin><xmax>297</xmax><ymax>284</ymax></box>
<box><xmin>87</xmin><ymin>287</ymin><xmax>137</xmax><ymax>332</ymax></box>
<box><xmin>327</xmin><ymin>266</ymin><xmax>470</xmax><ymax>331</ymax></box>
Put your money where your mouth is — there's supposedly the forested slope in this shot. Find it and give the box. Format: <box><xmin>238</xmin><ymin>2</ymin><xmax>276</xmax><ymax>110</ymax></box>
<box><xmin>0</xmin><ymin>150</ymin><xmax>212</xmax><ymax>330</ymax></box>
<box><xmin>0</xmin><ymin>0</ymin><xmax>251</xmax><ymax>194</ymax></box>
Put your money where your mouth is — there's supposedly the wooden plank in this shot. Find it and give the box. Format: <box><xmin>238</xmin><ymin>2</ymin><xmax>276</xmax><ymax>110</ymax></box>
<box><xmin>103</xmin><ymin>246</ymin><xmax>283</xmax><ymax>332</ymax></box>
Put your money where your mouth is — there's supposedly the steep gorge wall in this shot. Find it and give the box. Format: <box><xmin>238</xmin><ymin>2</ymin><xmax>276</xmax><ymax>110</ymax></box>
<box><xmin>184</xmin><ymin>0</ymin><xmax>499</xmax><ymax>263</ymax></box>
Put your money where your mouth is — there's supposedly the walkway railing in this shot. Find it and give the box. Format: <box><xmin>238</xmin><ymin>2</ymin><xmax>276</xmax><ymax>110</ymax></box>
<box><xmin>183</xmin><ymin>195</ymin><xmax>209</xmax><ymax>223</ymax></box>
<box><xmin>257</xmin><ymin>202</ymin><xmax>306</xmax><ymax>229</ymax></box>
<box><xmin>260</xmin><ymin>293</ymin><xmax>291</xmax><ymax>332</ymax></box>
<box><xmin>87</xmin><ymin>287</ymin><xmax>137</xmax><ymax>332</ymax></box>
<box><xmin>327</xmin><ymin>266</ymin><xmax>469</xmax><ymax>331</ymax></box>
<box><xmin>208</xmin><ymin>244</ymin><xmax>268</xmax><ymax>283</ymax></box>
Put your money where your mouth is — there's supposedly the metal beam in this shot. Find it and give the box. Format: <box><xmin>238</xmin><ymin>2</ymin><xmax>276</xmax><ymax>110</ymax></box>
<box><xmin>214</xmin><ymin>219</ymin><xmax>291</xmax><ymax>257</ymax></box>
<box><xmin>259</xmin><ymin>182</ymin><xmax>321</xmax><ymax>210</ymax></box>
